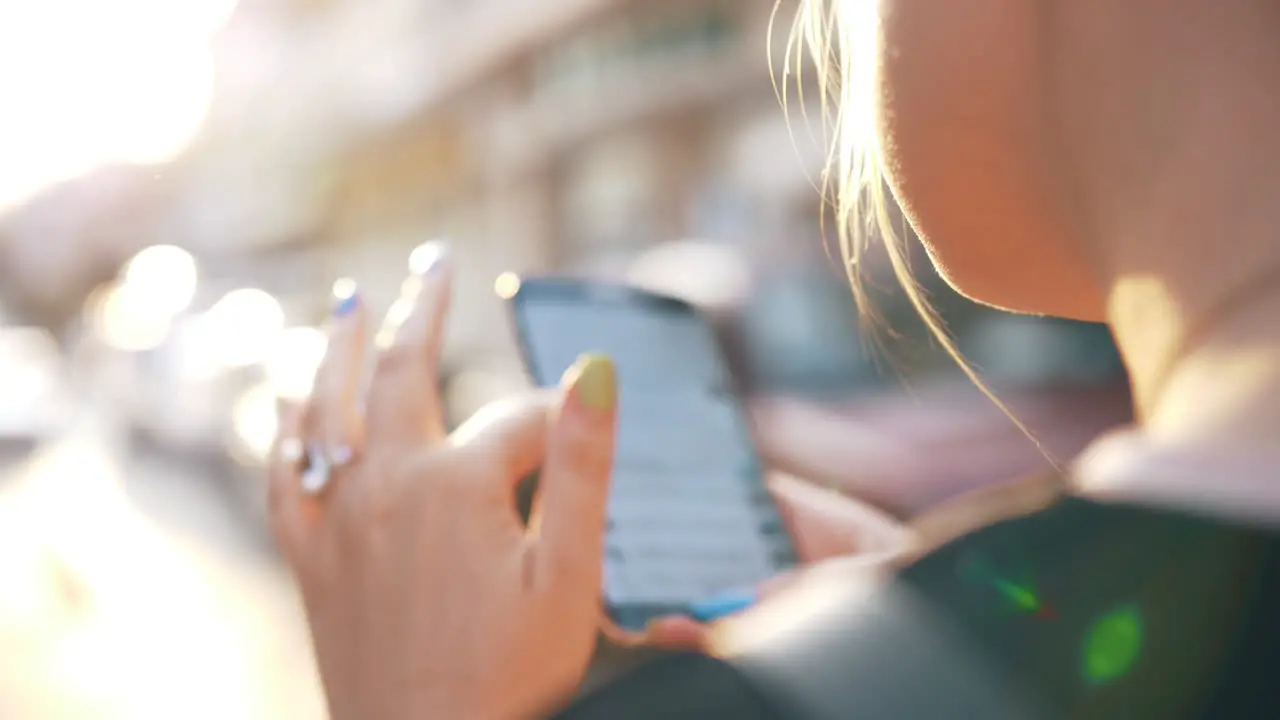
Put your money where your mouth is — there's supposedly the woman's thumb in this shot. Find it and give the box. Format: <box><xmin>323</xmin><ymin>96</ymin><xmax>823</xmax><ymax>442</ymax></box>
<box><xmin>534</xmin><ymin>354</ymin><xmax>618</xmax><ymax>590</ymax></box>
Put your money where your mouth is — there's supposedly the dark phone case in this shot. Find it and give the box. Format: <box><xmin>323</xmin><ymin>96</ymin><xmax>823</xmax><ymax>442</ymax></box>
<box><xmin>501</xmin><ymin>275</ymin><xmax>796</xmax><ymax>632</ymax></box>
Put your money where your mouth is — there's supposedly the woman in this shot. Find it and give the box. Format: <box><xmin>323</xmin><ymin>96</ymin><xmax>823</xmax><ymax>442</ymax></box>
<box><xmin>268</xmin><ymin>1</ymin><xmax>1280</xmax><ymax>717</ymax></box>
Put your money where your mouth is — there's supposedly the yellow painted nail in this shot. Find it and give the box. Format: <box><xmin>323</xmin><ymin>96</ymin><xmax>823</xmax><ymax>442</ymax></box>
<box><xmin>565</xmin><ymin>354</ymin><xmax>616</xmax><ymax>412</ymax></box>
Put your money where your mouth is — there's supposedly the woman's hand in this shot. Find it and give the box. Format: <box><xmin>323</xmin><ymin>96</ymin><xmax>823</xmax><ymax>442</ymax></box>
<box><xmin>639</xmin><ymin>473</ymin><xmax>910</xmax><ymax>650</ymax></box>
<box><xmin>268</xmin><ymin>250</ymin><xmax>617</xmax><ymax>720</ymax></box>
<box><xmin>640</xmin><ymin>382</ymin><xmax>1132</xmax><ymax>650</ymax></box>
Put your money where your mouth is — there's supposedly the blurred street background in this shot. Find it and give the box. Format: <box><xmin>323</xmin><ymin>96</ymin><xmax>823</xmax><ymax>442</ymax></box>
<box><xmin>0</xmin><ymin>0</ymin><xmax>1130</xmax><ymax>717</ymax></box>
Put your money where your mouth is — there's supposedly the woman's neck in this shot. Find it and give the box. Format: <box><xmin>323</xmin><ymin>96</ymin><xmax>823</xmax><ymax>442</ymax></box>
<box><xmin>1073</xmin><ymin>257</ymin><xmax>1280</xmax><ymax>521</ymax></box>
<box><xmin>1126</xmin><ymin>280</ymin><xmax>1280</xmax><ymax>443</ymax></box>
<box><xmin>1062</xmin><ymin>0</ymin><xmax>1280</xmax><ymax>438</ymax></box>
<box><xmin>1043</xmin><ymin>0</ymin><xmax>1280</xmax><ymax>513</ymax></box>
<box><xmin>1125</xmin><ymin>274</ymin><xmax>1280</xmax><ymax>444</ymax></box>
<box><xmin>1097</xmin><ymin>110</ymin><xmax>1280</xmax><ymax>441</ymax></box>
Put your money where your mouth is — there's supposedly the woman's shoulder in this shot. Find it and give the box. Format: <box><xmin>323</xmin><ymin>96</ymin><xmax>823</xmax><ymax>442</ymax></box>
<box><xmin>909</xmin><ymin>424</ymin><xmax>1280</xmax><ymax>560</ymax></box>
<box><xmin>730</xmin><ymin>469</ymin><xmax>1280</xmax><ymax>719</ymax></box>
<box><xmin>905</xmin><ymin>469</ymin><xmax>1069</xmax><ymax>560</ymax></box>
<box><xmin>1072</xmin><ymin>427</ymin><xmax>1280</xmax><ymax>528</ymax></box>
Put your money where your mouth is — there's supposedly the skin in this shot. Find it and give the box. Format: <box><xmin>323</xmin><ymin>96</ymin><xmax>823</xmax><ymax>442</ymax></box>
<box><xmin>273</xmin><ymin>0</ymin><xmax>1280</xmax><ymax>716</ymax></box>
<box><xmin>877</xmin><ymin>0</ymin><xmax>1280</xmax><ymax>507</ymax></box>
<box><xmin>879</xmin><ymin>0</ymin><xmax>1280</xmax><ymax>427</ymax></box>
<box><xmin>271</xmin><ymin>258</ymin><xmax>905</xmax><ymax>717</ymax></box>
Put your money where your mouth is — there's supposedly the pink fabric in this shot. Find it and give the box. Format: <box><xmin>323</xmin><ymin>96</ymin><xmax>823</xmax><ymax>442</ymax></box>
<box><xmin>749</xmin><ymin>382</ymin><xmax>1134</xmax><ymax>517</ymax></box>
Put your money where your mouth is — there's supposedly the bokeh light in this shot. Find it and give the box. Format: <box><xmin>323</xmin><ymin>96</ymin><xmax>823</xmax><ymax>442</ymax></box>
<box><xmin>123</xmin><ymin>245</ymin><xmax>199</xmax><ymax>317</ymax></box>
<box><xmin>201</xmin><ymin>289</ymin><xmax>286</xmax><ymax>369</ymax></box>
<box><xmin>265</xmin><ymin>327</ymin><xmax>328</xmax><ymax>401</ymax></box>
<box><xmin>91</xmin><ymin>285</ymin><xmax>172</xmax><ymax>353</ymax></box>
<box><xmin>0</xmin><ymin>0</ymin><xmax>238</xmax><ymax>209</ymax></box>
<box><xmin>493</xmin><ymin>272</ymin><xmax>522</xmax><ymax>300</ymax></box>
<box><xmin>91</xmin><ymin>246</ymin><xmax>200</xmax><ymax>352</ymax></box>
<box><xmin>232</xmin><ymin>382</ymin><xmax>278</xmax><ymax>462</ymax></box>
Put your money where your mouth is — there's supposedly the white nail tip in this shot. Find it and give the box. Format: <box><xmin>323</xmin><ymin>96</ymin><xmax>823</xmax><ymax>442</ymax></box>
<box><xmin>409</xmin><ymin>240</ymin><xmax>451</xmax><ymax>275</ymax></box>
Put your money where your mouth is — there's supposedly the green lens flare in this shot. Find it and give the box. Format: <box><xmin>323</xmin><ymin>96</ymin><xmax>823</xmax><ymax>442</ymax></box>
<box><xmin>1083</xmin><ymin>604</ymin><xmax>1143</xmax><ymax>685</ymax></box>
<box><xmin>961</xmin><ymin>555</ymin><xmax>1050</xmax><ymax>615</ymax></box>
<box><xmin>992</xmin><ymin>578</ymin><xmax>1041</xmax><ymax>612</ymax></box>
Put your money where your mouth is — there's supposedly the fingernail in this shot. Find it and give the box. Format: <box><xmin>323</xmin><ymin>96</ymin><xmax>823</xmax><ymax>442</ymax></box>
<box><xmin>410</xmin><ymin>240</ymin><xmax>450</xmax><ymax>275</ymax></box>
<box><xmin>564</xmin><ymin>354</ymin><xmax>616</xmax><ymax>412</ymax></box>
<box><xmin>332</xmin><ymin>279</ymin><xmax>359</xmax><ymax>317</ymax></box>
<box><xmin>689</xmin><ymin>591</ymin><xmax>757</xmax><ymax>622</ymax></box>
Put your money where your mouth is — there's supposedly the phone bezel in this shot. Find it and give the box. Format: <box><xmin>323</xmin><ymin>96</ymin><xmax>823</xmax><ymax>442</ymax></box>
<box><xmin>502</xmin><ymin>274</ymin><xmax>795</xmax><ymax>631</ymax></box>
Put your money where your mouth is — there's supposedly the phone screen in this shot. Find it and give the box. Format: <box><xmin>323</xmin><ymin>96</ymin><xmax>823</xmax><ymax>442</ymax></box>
<box><xmin>509</xmin><ymin>278</ymin><xmax>797</xmax><ymax>631</ymax></box>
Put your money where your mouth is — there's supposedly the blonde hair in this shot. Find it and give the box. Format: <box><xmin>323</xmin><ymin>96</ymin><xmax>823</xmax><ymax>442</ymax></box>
<box><xmin>776</xmin><ymin>0</ymin><xmax>1048</xmax><ymax>457</ymax></box>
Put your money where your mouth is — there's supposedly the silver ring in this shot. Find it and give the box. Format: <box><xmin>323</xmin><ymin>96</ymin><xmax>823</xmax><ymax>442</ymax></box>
<box><xmin>281</xmin><ymin>437</ymin><xmax>355</xmax><ymax>496</ymax></box>
<box><xmin>301</xmin><ymin>445</ymin><xmax>333</xmax><ymax>495</ymax></box>
<box><xmin>328</xmin><ymin>444</ymin><xmax>355</xmax><ymax>467</ymax></box>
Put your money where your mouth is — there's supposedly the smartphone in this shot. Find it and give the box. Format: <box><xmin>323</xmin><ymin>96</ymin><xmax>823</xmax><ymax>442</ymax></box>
<box><xmin>504</xmin><ymin>276</ymin><xmax>798</xmax><ymax>632</ymax></box>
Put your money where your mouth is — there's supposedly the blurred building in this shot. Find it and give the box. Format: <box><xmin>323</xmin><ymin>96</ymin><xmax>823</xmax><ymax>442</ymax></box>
<box><xmin>224</xmin><ymin>0</ymin><xmax>819</xmax><ymax>361</ymax></box>
<box><xmin>149</xmin><ymin>0</ymin><xmax>837</xmax><ymax>420</ymax></box>
<box><xmin>0</xmin><ymin>0</ymin><xmax>1123</xmax><ymax>451</ymax></box>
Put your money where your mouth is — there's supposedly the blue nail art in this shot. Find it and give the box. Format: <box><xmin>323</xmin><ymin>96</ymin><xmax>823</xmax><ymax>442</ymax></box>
<box><xmin>333</xmin><ymin>290</ymin><xmax>359</xmax><ymax>317</ymax></box>
<box><xmin>690</xmin><ymin>591</ymin><xmax>757</xmax><ymax>622</ymax></box>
